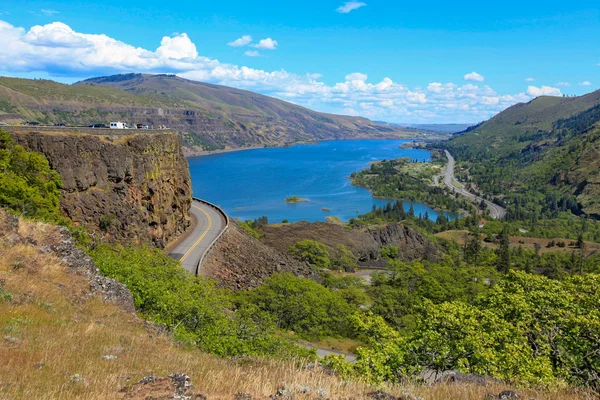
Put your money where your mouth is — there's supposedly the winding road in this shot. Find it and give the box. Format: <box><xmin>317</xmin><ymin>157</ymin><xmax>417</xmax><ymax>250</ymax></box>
<box><xmin>443</xmin><ymin>150</ymin><xmax>507</xmax><ymax>220</ymax></box>
<box><xmin>169</xmin><ymin>199</ymin><xmax>228</xmax><ymax>274</ymax></box>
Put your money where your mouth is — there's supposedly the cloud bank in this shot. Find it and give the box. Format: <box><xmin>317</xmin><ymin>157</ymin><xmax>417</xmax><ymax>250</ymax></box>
<box><xmin>0</xmin><ymin>20</ymin><xmax>562</xmax><ymax>123</ymax></box>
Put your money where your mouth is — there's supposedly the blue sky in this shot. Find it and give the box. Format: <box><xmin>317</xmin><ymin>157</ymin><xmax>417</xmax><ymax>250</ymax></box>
<box><xmin>0</xmin><ymin>0</ymin><xmax>599</xmax><ymax>123</ymax></box>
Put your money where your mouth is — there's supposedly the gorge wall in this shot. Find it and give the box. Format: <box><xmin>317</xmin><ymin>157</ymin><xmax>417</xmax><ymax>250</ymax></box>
<box><xmin>10</xmin><ymin>131</ymin><xmax>192</xmax><ymax>247</ymax></box>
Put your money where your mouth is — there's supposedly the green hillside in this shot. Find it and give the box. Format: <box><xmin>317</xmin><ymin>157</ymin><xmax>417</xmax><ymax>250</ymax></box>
<box><xmin>440</xmin><ymin>90</ymin><xmax>600</xmax><ymax>219</ymax></box>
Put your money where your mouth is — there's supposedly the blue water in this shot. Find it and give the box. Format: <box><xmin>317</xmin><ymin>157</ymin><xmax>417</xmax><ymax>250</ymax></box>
<box><xmin>188</xmin><ymin>140</ymin><xmax>458</xmax><ymax>223</ymax></box>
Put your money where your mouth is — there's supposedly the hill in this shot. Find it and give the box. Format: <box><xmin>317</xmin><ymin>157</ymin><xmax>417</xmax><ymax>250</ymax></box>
<box><xmin>0</xmin><ymin>74</ymin><xmax>424</xmax><ymax>155</ymax></box>
<box><xmin>440</xmin><ymin>90</ymin><xmax>600</xmax><ymax>219</ymax></box>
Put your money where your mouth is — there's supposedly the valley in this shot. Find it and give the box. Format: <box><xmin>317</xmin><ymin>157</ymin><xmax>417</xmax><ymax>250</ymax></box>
<box><xmin>2</xmin><ymin>80</ymin><xmax>600</xmax><ymax>400</ymax></box>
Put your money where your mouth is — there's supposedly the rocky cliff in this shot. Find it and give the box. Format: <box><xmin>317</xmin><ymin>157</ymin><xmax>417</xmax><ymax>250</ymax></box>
<box><xmin>10</xmin><ymin>131</ymin><xmax>192</xmax><ymax>247</ymax></box>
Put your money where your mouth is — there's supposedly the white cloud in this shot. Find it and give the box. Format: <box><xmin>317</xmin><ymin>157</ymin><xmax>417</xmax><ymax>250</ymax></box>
<box><xmin>0</xmin><ymin>19</ymin><xmax>554</xmax><ymax>123</ymax></box>
<box><xmin>244</xmin><ymin>50</ymin><xmax>260</xmax><ymax>57</ymax></box>
<box><xmin>252</xmin><ymin>38</ymin><xmax>278</xmax><ymax>50</ymax></box>
<box><xmin>580</xmin><ymin>81</ymin><xmax>592</xmax><ymax>86</ymax></box>
<box><xmin>156</xmin><ymin>33</ymin><xmax>198</xmax><ymax>60</ymax></box>
<box><xmin>526</xmin><ymin>85</ymin><xmax>561</xmax><ymax>97</ymax></box>
<box><xmin>40</xmin><ymin>9</ymin><xmax>59</xmax><ymax>16</ymax></box>
<box><xmin>525</xmin><ymin>77</ymin><xmax>535</xmax><ymax>82</ymax></box>
<box><xmin>336</xmin><ymin>1</ymin><xmax>367</xmax><ymax>13</ymax></box>
<box><xmin>556</xmin><ymin>82</ymin><xmax>571</xmax><ymax>87</ymax></box>
<box><xmin>345</xmin><ymin>72</ymin><xmax>368</xmax><ymax>82</ymax></box>
<box><xmin>228</xmin><ymin>35</ymin><xmax>252</xmax><ymax>47</ymax></box>
<box><xmin>464</xmin><ymin>72</ymin><xmax>485</xmax><ymax>82</ymax></box>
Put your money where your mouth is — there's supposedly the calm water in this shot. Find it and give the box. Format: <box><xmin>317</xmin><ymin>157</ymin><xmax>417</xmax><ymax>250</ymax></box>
<box><xmin>188</xmin><ymin>140</ymin><xmax>458</xmax><ymax>223</ymax></box>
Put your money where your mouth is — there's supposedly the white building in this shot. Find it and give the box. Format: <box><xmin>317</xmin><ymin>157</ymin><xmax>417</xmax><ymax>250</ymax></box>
<box><xmin>109</xmin><ymin>122</ymin><xmax>125</xmax><ymax>129</ymax></box>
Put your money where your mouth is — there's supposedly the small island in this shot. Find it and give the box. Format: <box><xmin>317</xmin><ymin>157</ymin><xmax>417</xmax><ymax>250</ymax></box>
<box><xmin>284</xmin><ymin>195</ymin><xmax>309</xmax><ymax>204</ymax></box>
<box><xmin>321</xmin><ymin>207</ymin><xmax>331</xmax><ymax>212</ymax></box>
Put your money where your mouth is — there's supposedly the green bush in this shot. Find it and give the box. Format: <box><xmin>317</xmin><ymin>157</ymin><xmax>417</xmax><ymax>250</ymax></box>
<box><xmin>330</xmin><ymin>271</ymin><xmax>600</xmax><ymax>390</ymax></box>
<box><xmin>0</xmin><ymin>130</ymin><xmax>61</xmax><ymax>219</ymax></box>
<box><xmin>289</xmin><ymin>240</ymin><xmax>331</xmax><ymax>269</ymax></box>
<box><xmin>89</xmin><ymin>244</ymin><xmax>312</xmax><ymax>359</ymax></box>
<box><xmin>236</xmin><ymin>273</ymin><xmax>357</xmax><ymax>339</ymax></box>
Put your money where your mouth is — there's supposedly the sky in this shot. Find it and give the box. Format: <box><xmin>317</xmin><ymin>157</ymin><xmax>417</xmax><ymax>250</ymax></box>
<box><xmin>0</xmin><ymin>0</ymin><xmax>599</xmax><ymax>123</ymax></box>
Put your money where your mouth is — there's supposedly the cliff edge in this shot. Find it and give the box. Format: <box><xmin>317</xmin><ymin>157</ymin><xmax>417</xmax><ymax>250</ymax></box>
<box><xmin>10</xmin><ymin>131</ymin><xmax>192</xmax><ymax>247</ymax></box>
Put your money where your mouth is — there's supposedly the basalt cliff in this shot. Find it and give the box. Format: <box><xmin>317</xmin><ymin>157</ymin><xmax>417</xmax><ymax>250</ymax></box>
<box><xmin>10</xmin><ymin>130</ymin><xmax>192</xmax><ymax>247</ymax></box>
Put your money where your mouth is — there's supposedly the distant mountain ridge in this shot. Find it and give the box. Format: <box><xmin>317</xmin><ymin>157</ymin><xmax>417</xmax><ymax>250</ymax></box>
<box><xmin>0</xmin><ymin>74</ymin><xmax>427</xmax><ymax>155</ymax></box>
<box><xmin>377</xmin><ymin>122</ymin><xmax>474</xmax><ymax>134</ymax></box>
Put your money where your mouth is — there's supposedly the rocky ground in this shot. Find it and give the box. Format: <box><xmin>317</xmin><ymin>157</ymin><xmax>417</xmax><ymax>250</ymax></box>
<box><xmin>202</xmin><ymin>222</ymin><xmax>318</xmax><ymax>290</ymax></box>
<box><xmin>261</xmin><ymin>221</ymin><xmax>440</xmax><ymax>269</ymax></box>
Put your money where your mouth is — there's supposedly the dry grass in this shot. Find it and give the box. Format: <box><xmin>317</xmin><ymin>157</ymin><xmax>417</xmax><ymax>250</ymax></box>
<box><xmin>0</xmin><ymin>216</ymin><xmax>595</xmax><ymax>399</ymax></box>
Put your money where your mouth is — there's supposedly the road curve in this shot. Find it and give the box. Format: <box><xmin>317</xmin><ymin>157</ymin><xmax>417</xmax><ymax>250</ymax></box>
<box><xmin>443</xmin><ymin>150</ymin><xmax>507</xmax><ymax>220</ymax></box>
<box><xmin>169</xmin><ymin>199</ymin><xmax>228</xmax><ymax>274</ymax></box>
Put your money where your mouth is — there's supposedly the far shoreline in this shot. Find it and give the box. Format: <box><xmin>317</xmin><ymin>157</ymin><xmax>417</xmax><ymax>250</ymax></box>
<box><xmin>185</xmin><ymin>137</ymin><xmax>425</xmax><ymax>159</ymax></box>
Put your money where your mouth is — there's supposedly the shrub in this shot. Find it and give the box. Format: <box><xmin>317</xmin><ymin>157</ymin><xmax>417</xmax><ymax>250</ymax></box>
<box><xmin>237</xmin><ymin>273</ymin><xmax>357</xmax><ymax>339</ymax></box>
<box><xmin>89</xmin><ymin>244</ymin><xmax>312</xmax><ymax>358</ymax></box>
<box><xmin>0</xmin><ymin>130</ymin><xmax>61</xmax><ymax>219</ymax></box>
<box><xmin>289</xmin><ymin>240</ymin><xmax>331</xmax><ymax>269</ymax></box>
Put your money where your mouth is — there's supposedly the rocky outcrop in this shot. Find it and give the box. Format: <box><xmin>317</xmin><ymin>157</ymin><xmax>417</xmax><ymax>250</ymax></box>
<box><xmin>202</xmin><ymin>222</ymin><xmax>317</xmax><ymax>290</ymax></box>
<box><xmin>11</xmin><ymin>131</ymin><xmax>192</xmax><ymax>247</ymax></box>
<box><xmin>368</xmin><ymin>223</ymin><xmax>440</xmax><ymax>263</ymax></box>
<box><xmin>261</xmin><ymin>221</ymin><xmax>440</xmax><ymax>268</ymax></box>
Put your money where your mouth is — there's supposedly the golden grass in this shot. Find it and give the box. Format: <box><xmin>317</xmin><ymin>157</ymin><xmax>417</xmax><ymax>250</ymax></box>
<box><xmin>0</xmin><ymin>216</ymin><xmax>595</xmax><ymax>399</ymax></box>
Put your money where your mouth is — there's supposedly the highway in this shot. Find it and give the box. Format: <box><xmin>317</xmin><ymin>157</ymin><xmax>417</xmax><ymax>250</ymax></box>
<box><xmin>169</xmin><ymin>199</ymin><xmax>228</xmax><ymax>274</ymax></box>
<box><xmin>443</xmin><ymin>150</ymin><xmax>507</xmax><ymax>220</ymax></box>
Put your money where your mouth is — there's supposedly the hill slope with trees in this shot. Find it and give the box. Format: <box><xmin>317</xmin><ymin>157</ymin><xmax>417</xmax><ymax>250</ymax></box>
<box><xmin>439</xmin><ymin>90</ymin><xmax>600</xmax><ymax>219</ymax></box>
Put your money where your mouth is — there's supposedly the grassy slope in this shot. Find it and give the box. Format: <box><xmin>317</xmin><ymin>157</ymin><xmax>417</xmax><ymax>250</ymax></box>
<box><xmin>0</xmin><ymin>213</ymin><xmax>589</xmax><ymax>400</ymax></box>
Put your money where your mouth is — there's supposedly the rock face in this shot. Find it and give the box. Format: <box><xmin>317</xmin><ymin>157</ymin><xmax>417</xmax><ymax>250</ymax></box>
<box><xmin>261</xmin><ymin>221</ymin><xmax>440</xmax><ymax>268</ymax></box>
<box><xmin>11</xmin><ymin>131</ymin><xmax>192</xmax><ymax>247</ymax></box>
<box><xmin>368</xmin><ymin>224</ymin><xmax>440</xmax><ymax>263</ymax></box>
<box><xmin>202</xmin><ymin>222</ymin><xmax>317</xmax><ymax>290</ymax></box>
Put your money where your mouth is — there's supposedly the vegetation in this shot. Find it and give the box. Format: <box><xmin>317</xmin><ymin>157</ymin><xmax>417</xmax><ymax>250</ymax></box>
<box><xmin>288</xmin><ymin>240</ymin><xmax>358</xmax><ymax>271</ymax></box>
<box><xmin>285</xmin><ymin>195</ymin><xmax>309</xmax><ymax>203</ymax></box>
<box><xmin>237</xmin><ymin>216</ymin><xmax>269</xmax><ymax>238</ymax></box>
<box><xmin>0</xmin><ymin>130</ymin><xmax>61</xmax><ymax>220</ymax></box>
<box><xmin>89</xmin><ymin>244</ymin><xmax>312</xmax><ymax>359</ymax></box>
<box><xmin>351</xmin><ymin>158</ymin><xmax>472</xmax><ymax>213</ymax></box>
<box><xmin>235</xmin><ymin>273</ymin><xmax>358</xmax><ymax>339</ymax></box>
<box><xmin>438</xmin><ymin>91</ymin><xmax>600</xmax><ymax>223</ymax></box>
<box><xmin>327</xmin><ymin>272</ymin><xmax>600</xmax><ymax>391</ymax></box>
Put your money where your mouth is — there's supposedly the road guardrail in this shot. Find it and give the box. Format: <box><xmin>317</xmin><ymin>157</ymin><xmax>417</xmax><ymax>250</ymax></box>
<box><xmin>192</xmin><ymin>197</ymin><xmax>229</xmax><ymax>275</ymax></box>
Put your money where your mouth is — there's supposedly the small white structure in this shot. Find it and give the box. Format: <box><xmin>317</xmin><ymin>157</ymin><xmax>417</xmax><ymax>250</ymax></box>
<box><xmin>109</xmin><ymin>122</ymin><xmax>125</xmax><ymax>129</ymax></box>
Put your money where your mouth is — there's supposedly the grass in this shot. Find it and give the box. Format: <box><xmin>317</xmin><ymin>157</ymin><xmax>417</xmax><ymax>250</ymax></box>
<box><xmin>0</xmin><ymin>213</ymin><xmax>595</xmax><ymax>399</ymax></box>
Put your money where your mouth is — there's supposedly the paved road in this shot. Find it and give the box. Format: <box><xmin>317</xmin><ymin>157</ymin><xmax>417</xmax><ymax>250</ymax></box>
<box><xmin>443</xmin><ymin>150</ymin><xmax>507</xmax><ymax>220</ymax></box>
<box><xmin>169</xmin><ymin>199</ymin><xmax>228</xmax><ymax>274</ymax></box>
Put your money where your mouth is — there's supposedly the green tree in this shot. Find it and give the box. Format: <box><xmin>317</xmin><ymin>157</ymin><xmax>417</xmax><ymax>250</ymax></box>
<box><xmin>289</xmin><ymin>239</ymin><xmax>331</xmax><ymax>269</ymax></box>
<box><xmin>495</xmin><ymin>227</ymin><xmax>511</xmax><ymax>273</ymax></box>
<box><xmin>0</xmin><ymin>130</ymin><xmax>61</xmax><ymax>219</ymax></box>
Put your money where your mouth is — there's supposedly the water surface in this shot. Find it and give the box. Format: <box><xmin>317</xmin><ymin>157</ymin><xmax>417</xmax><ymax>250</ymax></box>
<box><xmin>188</xmin><ymin>140</ymin><xmax>457</xmax><ymax>223</ymax></box>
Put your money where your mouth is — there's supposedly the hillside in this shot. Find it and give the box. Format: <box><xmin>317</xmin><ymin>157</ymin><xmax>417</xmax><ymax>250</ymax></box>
<box><xmin>0</xmin><ymin>209</ymin><xmax>588</xmax><ymax>400</ymax></box>
<box><xmin>441</xmin><ymin>90</ymin><xmax>600</xmax><ymax>219</ymax></box>
<box><xmin>0</xmin><ymin>74</ymin><xmax>422</xmax><ymax>155</ymax></box>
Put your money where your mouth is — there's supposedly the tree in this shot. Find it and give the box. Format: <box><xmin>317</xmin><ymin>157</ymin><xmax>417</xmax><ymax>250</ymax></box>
<box><xmin>0</xmin><ymin>130</ymin><xmax>62</xmax><ymax>220</ymax></box>
<box><xmin>495</xmin><ymin>227</ymin><xmax>511</xmax><ymax>273</ymax></box>
<box><xmin>289</xmin><ymin>240</ymin><xmax>331</xmax><ymax>269</ymax></box>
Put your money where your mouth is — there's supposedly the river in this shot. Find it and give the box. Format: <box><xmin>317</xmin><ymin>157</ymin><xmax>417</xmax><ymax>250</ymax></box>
<box><xmin>188</xmin><ymin>140</ymin><xmax>458</xmax><ymax>223</ymax></box>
